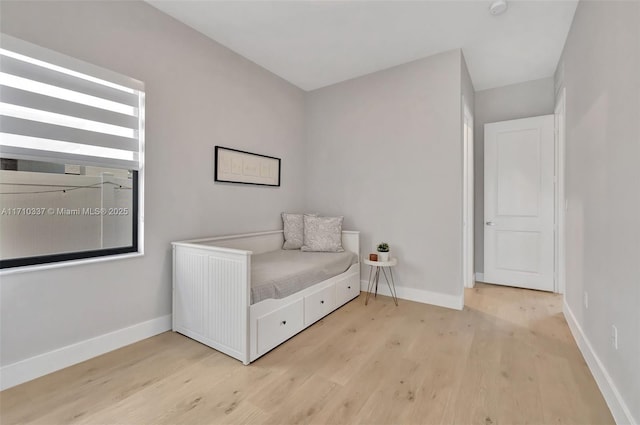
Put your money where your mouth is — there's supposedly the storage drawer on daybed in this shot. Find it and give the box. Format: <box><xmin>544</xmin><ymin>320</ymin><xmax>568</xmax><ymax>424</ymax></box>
<box><xmin>336</xmin><ymin>273</ymin><xmax>360</xmax><ymax>306</ymax></box>
<box><xmin>304</xmin><ymin>284</ymin><xmax>336</xmax><ymax>325</ymax></box>
<box><xmin>256</xmin><ymin>299</ymin><xmax>304</xmax><ymax>355</ymax></box>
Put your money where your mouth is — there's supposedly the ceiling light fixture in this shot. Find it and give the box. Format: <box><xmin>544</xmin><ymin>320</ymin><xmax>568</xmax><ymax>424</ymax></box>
<box><xmin>489</xmin><ymin>0</ymin><xmax>508</xmax><ymax>16</ymax></box>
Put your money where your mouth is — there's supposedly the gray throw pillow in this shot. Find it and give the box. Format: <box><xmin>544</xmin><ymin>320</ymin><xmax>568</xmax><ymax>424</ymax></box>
<box><xmin>301</xmin><ymin>215</ymin><xmax>344</xmax><ymax>252</ymax></box>
<box><xmin>282</xmin><ymin>213</ymin><xmax>304</xmax><ymax>249</ymax></box>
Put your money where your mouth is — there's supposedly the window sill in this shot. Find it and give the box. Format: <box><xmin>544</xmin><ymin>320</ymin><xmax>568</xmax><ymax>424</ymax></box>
<box><xmin>0</xmin><ymin>251</ymin><xmax>144</xmax><ymax>276</ymax></box>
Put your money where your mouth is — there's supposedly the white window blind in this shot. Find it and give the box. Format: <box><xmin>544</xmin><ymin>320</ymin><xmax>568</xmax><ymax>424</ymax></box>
<box><xmin>0</xmin><ymin>34</ymin><xmax>144</xmax><ymax>170</ymax></box>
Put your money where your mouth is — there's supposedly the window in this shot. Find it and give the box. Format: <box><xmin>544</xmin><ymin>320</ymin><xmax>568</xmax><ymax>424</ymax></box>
<box><xmin>0</xmin><ymin>35</ymin><xmax>144</xmax><ymax>269</ymax></box>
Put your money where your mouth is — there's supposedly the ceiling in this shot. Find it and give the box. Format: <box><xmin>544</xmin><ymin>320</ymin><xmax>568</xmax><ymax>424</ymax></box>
<box><xmin>147</xmin><ymin>0</ymin><xmax>578</xmax><ymax>92</ymax></box>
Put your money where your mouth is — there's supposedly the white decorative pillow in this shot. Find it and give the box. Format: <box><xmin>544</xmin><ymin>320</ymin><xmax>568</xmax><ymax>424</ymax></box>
<box><xmin>301</xmin><ymin>215</ymin><xmax>344</xmax><ymax>252</ymax></box>
<box><xmin>282</xmin><ymin>213</ymin><xmax>304</xmax><ymax>250</ymax></box>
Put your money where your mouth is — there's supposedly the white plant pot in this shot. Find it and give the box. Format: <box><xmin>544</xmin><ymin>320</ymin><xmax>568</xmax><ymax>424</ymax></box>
<box><xmin>378</xmin><ymin>252</ymin><xmax>390</xmax><ymax>262</ymax></box>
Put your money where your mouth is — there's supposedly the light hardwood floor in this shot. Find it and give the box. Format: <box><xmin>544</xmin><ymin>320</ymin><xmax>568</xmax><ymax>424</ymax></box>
<box><xmin>0</xmin><ymin>284</ymin><xmax>614</xmax><ymax>425</ymax></box>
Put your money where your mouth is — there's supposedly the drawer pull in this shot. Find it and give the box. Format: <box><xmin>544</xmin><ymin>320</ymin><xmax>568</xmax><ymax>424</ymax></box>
<box><xmin>281</xmin><ymin>320</ymin><xmax>287</xmax><ymax>325</ymax></box>
<box><xmin>320</xmin><ymin>300</ymin><xmax>324</xmax><ymax>304</ymax></box>
<box><xmin>347</xmin><ymin>286</ymin><xmax>351</xmax><ymax>289</ymax></box>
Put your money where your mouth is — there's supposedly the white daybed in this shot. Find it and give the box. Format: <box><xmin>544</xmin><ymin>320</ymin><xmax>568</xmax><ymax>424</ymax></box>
<box><xmin>172</xmin><ymin>230</ymin><xmax>360</xmax><ymax>364</ymax></box>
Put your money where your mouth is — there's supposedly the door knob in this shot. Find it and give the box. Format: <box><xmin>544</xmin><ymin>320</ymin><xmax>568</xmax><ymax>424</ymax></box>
<box><xmin>486</xmin><ymin>221</ymin><xmax>496</xmax><ymax>226</ymax></box>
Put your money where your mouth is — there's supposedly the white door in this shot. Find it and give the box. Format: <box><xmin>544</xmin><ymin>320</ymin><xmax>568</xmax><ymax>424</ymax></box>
<box><xmin>484</xmin><ymin>115</ymin><xmax>554</xmax><ymax>291</ymax></box>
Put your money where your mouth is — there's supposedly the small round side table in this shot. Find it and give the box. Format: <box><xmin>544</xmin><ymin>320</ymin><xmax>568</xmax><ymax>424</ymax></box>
<box><xmin>363</xmin><ymin>257</ymin><xmax>398</xmax><ymax>306</ymax></box>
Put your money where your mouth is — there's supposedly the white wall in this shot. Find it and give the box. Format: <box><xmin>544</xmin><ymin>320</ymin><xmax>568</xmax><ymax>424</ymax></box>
<box><xmin>557</xmin><ymin>1</ymin><xmax>640</xmax><ymax>423</ymax></box>
<box><xmin>473</xmin><ymin>77</ymin><xmax>555</xmax><ymax>274</ymax></box>
<box><xmin>0</xmin><ymin>0</ymin><xmax>306</xmax><ymax>370</ymax></box>
<box><xmin>461</xmin><ymin>54</ymin><xmax>475</xmax><ymax>117</ymax></box>
<box><xmin>305</xmin><ymin>50</ymin><xmax>465</xmax><ymax>306</ymax></box>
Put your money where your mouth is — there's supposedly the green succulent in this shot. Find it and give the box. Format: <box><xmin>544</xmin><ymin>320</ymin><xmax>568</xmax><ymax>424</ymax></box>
<box><xmin>377</xmin><ymin>242</ymin><xmax>389</xmax><ymax>252</ymax></box>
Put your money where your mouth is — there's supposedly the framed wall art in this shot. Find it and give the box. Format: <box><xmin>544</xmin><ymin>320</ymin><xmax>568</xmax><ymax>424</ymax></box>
<box><xmin>214</xmin><ymin>146</ymin><xmax>281</xmax><ymax>187</ymax></box>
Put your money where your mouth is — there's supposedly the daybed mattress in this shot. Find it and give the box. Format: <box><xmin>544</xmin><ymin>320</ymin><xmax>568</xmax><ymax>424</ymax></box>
<box><xmin>251</xmin><ymin>250</ymin><xmax>358</xmax><ymax>304</ymax></box>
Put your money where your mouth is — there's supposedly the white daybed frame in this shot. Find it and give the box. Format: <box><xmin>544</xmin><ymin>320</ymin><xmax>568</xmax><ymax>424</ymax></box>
<box><xmin>172</xmin><ymin>230</ymin><xmax>360</xmax><ymax>364</ymax></box>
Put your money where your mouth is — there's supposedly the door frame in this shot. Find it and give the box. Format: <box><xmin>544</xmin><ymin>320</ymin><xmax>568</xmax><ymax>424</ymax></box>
<box><xmin>462</xmin><ymin>100</ymin><xmax>475</xmax><ymax>289</ymax></box>
<box><xmin>478</xmin><ymin>92</ymin><xmax>566</xmax><ymax>294</ymax></box>
<box><xmin>554</xmin><ymin>87</ymin><xmax>566</xmax><ymax>294</ymax></box>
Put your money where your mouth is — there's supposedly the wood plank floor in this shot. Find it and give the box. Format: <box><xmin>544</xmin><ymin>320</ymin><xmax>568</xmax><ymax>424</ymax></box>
<box><xmin>0</xmin><ymin>284</ymin><xmax>614</xmax><ymax>425</ymax></box>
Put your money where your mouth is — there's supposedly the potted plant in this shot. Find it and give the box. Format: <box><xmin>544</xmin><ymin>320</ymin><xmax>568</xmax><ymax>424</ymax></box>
<box><xmin>377</xmin><ymin>242</ymin><xmax>390</xmax><ymax>262</ymax></box>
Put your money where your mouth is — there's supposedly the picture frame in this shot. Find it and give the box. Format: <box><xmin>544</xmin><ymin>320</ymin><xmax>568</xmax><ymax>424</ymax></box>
<box><xmin>214</xmin><ymin>146</ymin><xmax>281</xmax><ymax>187</ymax></box>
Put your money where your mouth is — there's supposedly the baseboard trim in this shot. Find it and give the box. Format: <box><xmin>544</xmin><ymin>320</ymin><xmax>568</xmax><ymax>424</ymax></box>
<box><xmin>360</xmin><ymin>280</ymin><xmax>463</xmax><ymax>310</ymax></box>
<box><xmin>0</xmin><ymin>314</ymin><xmax>172</xmax><ymax>391</ymax></box>
<box><xmin>563</xmin><ymin>301</ymin><xmax>636</xmax><ymax>425</ymax></box>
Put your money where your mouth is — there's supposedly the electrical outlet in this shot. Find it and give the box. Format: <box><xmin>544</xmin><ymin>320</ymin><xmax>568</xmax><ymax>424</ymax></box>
<box><xmin>612</xmin><ymin>325</ymin><xmax>618</xmax><ymax>350</ymax></box>
<box><xmin>584</xmin><ymin>292</ymin><xmax>589</xmax><ymax>309</ymax></box>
